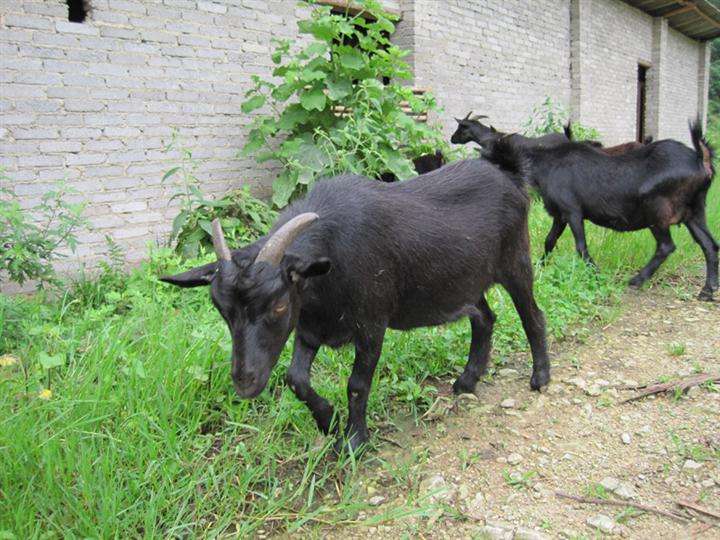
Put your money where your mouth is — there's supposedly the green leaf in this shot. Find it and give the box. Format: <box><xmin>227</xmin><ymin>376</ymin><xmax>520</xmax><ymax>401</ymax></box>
<box><xmin>240</xmin><ymin>132</ymin><xmax>265</xmax><ymax>157</ymax></box>
<box><xmin>241</xmin><ymin>94</ymin><xmax>266</xmax><ymax>114</ymax></box>
<box><xmin>384</xmin><ymin>149</ymin><xmax>415</xmax><ymax>181</ymax></box>
<box><xmin>171</xmin><ymin>211</ymin><xmax>188</xmax><ymax>239</ymax></box>
<box><xmin>272</xmin><ymin>173</ymin><xmax>297</xmax><ymax>208</ymax></box>
<box><xmin>300</xmin><ymin>69</ymin><xmax>326</xmax><ymax>83</ymax></box>
<box><xmin>277</xmin><ymin>105</ymin><xmax>309</xmax><ymax>131</ymax></box>
<box><xmin>198</xmin><ymin>220</ymin><xmax>213</xmax><ymax>235</ymax></box>
<box><xmin>304</xmin><ymin>42</ymin><xmax>328</xmax><ymax>58</ymax></box>
<box><xmin>326</xmin><ymin>78</ymin><xmax>352</xmax><ymax>101</ymax></box>
<box><xmin>300</xmin><ymin>87</ymin><xmax>326</xmax><ymax>111</ymax></box>
<box><xmin>338</xmin><ymin>48</ymin><xmax>364</xmax><ymax>70</ymax></box>
<box><xmin>161</xmin><ymin>167</ymin><xmax>180</xmax><ymax>183</ymax></box>
<box><xmin>38</xmin><ymin>352</ymin><xmax>65</xmax><ymax>371</ymax></box>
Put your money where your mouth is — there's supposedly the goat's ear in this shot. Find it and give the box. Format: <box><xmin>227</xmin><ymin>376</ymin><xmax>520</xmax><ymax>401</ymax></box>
<box><xmin>286</xmin><ymin>257</ymin><xmax>332</xmax><ymax>282</ymax></box>
<box><xmin>490</xmin><ymin>126</ymin><xmax>497</xmax><ymax>132</ymax></box>
<box><xmin>160</xmin><ymin>262</ymin><xmax>217</xmax><ymax>288</ymax></box>
<box><xmin>454</xmin><ymin>117</ymin><xmax>462</xmax><ymax>123</ymax></box>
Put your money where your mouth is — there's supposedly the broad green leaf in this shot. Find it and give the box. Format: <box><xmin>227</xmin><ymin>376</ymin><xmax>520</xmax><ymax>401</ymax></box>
<box><xmin>171</xmin><ymin>210</ymin><xmax>187</xmax><ymax>238</ymax></box>
<box><xmin>272</xmin><ymin>173</ymin><xmax>297</xmax><ymax>208</ymax></box>
<box><xmin>241</xmin><ymin>94</ymin><xmax>266</xmax><ymax>114</ymax></box>
<box><xmin>38</xmin><ymin>352</ymin><xmax>65</xmax><ymax>371</ymax></box>
<box><xmin>304</xmin><ymin>42</ymin><xmax>328</xmax><ymax>58</ymax></box>
<box><xmin>277</xmin><ymin>105</ymin><xmax>309</xmax><ymax>130</ymax></box>
<box><xmin>300</xmin><ymin>87</ymin><xmax>326</xmax><ymax>111</ymax></box>
<box><xmin>300</xmin><ymin>69</ymin><xmax>326</xmax><ymax>83</ymax></box>
<box><xmin>326</xmin><ymin>79</ymin><xmax>352</xmax><ymax>101</ymax></box>
<box><xmin>240</xmin><ymin>132</ymin><xmax>265</xmax><ymax>157</ymax></box>
<box><xmin>338</xmin><ymin>48</ymin><xmax>364</xmax><ymax>70</ymax></box>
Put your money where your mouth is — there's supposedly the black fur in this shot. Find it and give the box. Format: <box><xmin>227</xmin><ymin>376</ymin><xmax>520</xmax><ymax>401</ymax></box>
<box><xmin>451</xmin><ymin>115</ymin><xmax>568</xmax><ymax>150</ymax></box>
<box><xmin>483</xmin><ymin>120</ymin><xmax>718</xmax><ymax>301</ymax></box>
<box><xmin>162</xmin><ymin>159</ymin><xmax>551</xmax><ymax>453</ymax></box>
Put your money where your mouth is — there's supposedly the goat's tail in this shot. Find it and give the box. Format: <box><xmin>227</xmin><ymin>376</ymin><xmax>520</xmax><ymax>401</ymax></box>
<box><xmin>689</xmin><ymin>119</ymin><xmax>715</xmax><ymax>180</ymax></box>
<box><xmin>482</xmin><ymin>136</ymin><xmax>531</xmax><ymax>189</ymax></box>
<box><xmin>563</xmin><ymin>122</ymin><xmax>573</xmax><ymax>141</ymax></box>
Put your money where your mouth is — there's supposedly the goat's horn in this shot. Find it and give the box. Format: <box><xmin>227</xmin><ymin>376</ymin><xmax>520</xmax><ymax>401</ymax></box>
<box><xmin>470</xmin><ymin>114</ymin><xmax>488</xmax><ymax>121</ymax></box>
<box><xmin>255</xmin><ymin>212</ymin><xmax>319</xmax><ymax>266</ymax></box>
<box><xmin>464</xmin><ymin>111</ymin><xmax>473</xmax><ymax>120</ymax></box>
<box><xmin>211</xmin><ymin>218</ymin><xmax>231</xmax><ymax>261</ymax></box>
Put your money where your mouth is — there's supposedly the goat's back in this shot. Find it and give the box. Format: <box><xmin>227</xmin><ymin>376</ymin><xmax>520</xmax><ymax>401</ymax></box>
<box><xmin>280</xmin><ymin>159</ymin><xmax>530</xmax><ymax>328</ymax></box>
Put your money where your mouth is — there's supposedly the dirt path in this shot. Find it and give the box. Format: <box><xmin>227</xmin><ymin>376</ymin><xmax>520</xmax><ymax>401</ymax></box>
<box><xmin>320</xmin><ymin>284</ymin><xmax>720</xmax><ymax>539</ymax></box>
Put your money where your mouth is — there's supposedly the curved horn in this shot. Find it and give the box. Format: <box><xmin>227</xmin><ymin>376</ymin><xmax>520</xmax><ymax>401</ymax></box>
<box><xmin>211</xmin><ymin>218</ymin><xmax>231</xmax><ymax>261</ymax></box>
<box><xmin>255</xmin><ymin>212</ymin><xmax>319</xmax><ymax>266</ymax></box>
<box><xmin>464</xmin><ymin>111</ymin><xmax>473</xmax><ymax>120</ymax></box>
<box><xmin>470</xmin><ymin>114</ymin><xmax>489</xmax><ymax>121</ymax></box>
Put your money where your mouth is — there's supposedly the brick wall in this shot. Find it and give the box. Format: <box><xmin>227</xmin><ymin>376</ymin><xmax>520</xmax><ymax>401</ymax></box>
<box><xmin>662</xmin><ymin>27</ymin><xmax>702</xmax><ymax>143</ymax></box>
<box><xmin>402</xmin><ymin>0</ymin><xmax>572</xmax><ymax>138</ymax></box>
<box><xmin>1</xmin><ymin>0</ymin><xmax>314</xmax><ymax>272</ymax></box>
<box><xmin>578</xmin><ymin>0</ymin><xmax>653</xmax><ymax>144</ymax></box>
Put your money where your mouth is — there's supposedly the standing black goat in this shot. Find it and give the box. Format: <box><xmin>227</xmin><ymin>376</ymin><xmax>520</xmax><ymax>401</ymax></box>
<box><xmin>161</xmin><ymin>159</ymin><xmax>551</xmax><ymax>453</ymax></box>
<box><xmin>483</xmin><ymin>121</ymin><xmax>718</xmax><ymax>300</ymax></box>
<box><xmin>451</xmin><ymin>111</ymin><xmax>568</xmax><ymax>149</ymax></box>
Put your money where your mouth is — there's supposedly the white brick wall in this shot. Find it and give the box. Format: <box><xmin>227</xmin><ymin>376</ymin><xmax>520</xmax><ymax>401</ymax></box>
<box><xmin>400</xmin><ymin>0</ymin><xmax>572</xmax><ymax>139</ymax></box>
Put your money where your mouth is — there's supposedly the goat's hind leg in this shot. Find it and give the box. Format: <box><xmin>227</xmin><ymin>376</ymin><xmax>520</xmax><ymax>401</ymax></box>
<box><xmin>501</xmin><ymin>257</ymin><xmax>551</xmax><ymax>390</ymax></box>
<box><xmin>567</xmin><ymin>214</ymin><xmax>596</xmax><ymax>267</ymax></box>
<box><xmin>453</xmin><ymin>295</ymin><xmax>495</xmax><ymax>395</ymax></box>
<box><xmin>541</xmin><ymin>217</ymin><xmax>567</xmax><ymax>263</ymax></box>
<box><xmin>685</xmin><ymin>213</ymin><xmax>719</xmax><ymax>300</ymax></box>
<box><xmin>628</xmin><ymin>227</ymin><xmax>675</xmax><ymax>289</ymax></box>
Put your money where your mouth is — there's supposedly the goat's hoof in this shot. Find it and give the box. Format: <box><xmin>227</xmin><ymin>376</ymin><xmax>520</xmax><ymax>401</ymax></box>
<box><xmin>697</xmin><ymin>289</ymin><xmax>715</xmax><ymax>302</ymax></box>
<box><xmin>628</xmin><ymin>276</ymin><xmax>644</xmax><ymax>289</ymax></box>
<box><xmin>334</xmin><ymin>430</ymin><xmax>369</xmax><ymax>456</ymax></box>
<box><xmin>452</xmin><ymin>376</ymin><xmax>477</xmax><ymax>395</ymax></box>
<box><xmin>530</xmin><ymin>370</ymin><xmax>550</xmax><ymax>391</ymax></box>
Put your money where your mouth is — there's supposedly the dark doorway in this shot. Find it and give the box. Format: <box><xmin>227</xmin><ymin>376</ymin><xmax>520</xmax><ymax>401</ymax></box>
<box><xmin>636</xmin><ymin>64</ymin><xmax>648</xmax><ymax>142</ymax></box>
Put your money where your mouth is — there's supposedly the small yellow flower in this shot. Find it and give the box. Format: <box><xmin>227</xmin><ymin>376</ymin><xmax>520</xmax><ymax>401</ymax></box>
<box><xmin>0</xmin><ymin>354</ymin><xmax>18</xmax><ymax>367</ymax></box>
<box><xmin>38</xmin><ymin>388</ymin><xmax>52</xmax><ymax>400</ymax></box>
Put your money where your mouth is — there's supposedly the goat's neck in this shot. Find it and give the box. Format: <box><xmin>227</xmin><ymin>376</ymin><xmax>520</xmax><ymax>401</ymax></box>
<box><xmin>469</xmin><ymin>123</ymin><xmax>503</xmax><ymax>146</ymax></box>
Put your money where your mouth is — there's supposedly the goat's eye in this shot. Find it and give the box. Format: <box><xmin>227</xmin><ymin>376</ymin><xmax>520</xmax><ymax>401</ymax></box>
<box><xmin>273</xmin><ymin>303</ymin><xmax>288</xmax><ymax>317</ymax></box>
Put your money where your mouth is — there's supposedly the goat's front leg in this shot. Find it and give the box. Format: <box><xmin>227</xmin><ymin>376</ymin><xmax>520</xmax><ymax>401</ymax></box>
<box><xmin>685</xmin><ymin>214</ymin><xmax>719</xmax><ymax>300</ymax></box>
<box><xmin>286</xmin><ymin>335</ymin><xmax>337</xmax><ymax>435</ymax></box>
<box><xmin>541</xmin><ymin>217</ymin><xmax>567</xmax><ymax>263</ymax></box>
<box><xmin>629</xmin><ymin>227</ymin><xmax>675</xmax><ymax>289</ymax></box>
<box><xmin>336</xmin><ymin>325</ymin><xmax>386</xmax><ymax>453</ymax></box>
<box><xmin>567</xmin><ymin>214</ymin><xmax>596</xmax><ymax>267</ymax></box>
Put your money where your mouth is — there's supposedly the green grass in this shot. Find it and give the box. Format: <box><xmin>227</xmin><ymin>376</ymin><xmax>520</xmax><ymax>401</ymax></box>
<box><xmin>1</xmin><ymin>145</ymin><xmax>719</xmax><ymax>538</ymax></box>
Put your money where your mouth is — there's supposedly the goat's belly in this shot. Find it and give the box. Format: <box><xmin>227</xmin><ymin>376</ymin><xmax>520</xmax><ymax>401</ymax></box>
<box><xmin>585</xmin><ymin>213</ymin><xmax>647</xmax><ymax>232</ymax></box>
<box><xmin>389</xmin><ymin>297</ymin><xmax>479</xmax><ymax>330</ymax></box>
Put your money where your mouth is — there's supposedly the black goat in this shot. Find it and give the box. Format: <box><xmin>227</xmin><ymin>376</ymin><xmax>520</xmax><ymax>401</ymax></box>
<box><xmin>378</xmin><ymin>150</ymin><xmax>446</xmax><ymax>182</ymax></box>
<box><xmin>161</xmin><ymin>159</ymin><xmax>551</xmax><ymax>453</ymax></box>
<box><xmin>451</xmin><ymin>111</ymin><xmax>568</xmax><ymax>150</ymax></box>
<box><xmin>564</xmin><ymin>124</ymin><xmax>654</xmax><ymax>155</ymax></box>
<box><xmin>483</xmin><ymin>121</ymin><xmax>718</xmax><ymax>300</ymax></box>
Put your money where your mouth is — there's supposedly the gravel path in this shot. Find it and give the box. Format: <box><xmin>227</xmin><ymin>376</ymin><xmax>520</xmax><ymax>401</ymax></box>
<box><xmin>319</xmin><ymin>284</ymin><xmax>720</xmax><ymax>539</ymax></box>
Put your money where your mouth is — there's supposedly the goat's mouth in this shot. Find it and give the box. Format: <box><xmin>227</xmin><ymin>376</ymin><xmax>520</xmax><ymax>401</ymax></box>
<box><xmin>232</xmin><ymin>369</ymin><xmax>271</xmax><ymax>399</ymax></box>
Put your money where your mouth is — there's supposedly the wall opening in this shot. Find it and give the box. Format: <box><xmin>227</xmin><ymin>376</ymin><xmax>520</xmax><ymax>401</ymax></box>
<box><xmin>636</xmin><ymin>64</ymin><xmax>648</xmax><ymax>142</ymax></box>
<box><xmin>67</xmin><ymin>0</ymin><xmax>89</xmax><ymax>23</ymax></box>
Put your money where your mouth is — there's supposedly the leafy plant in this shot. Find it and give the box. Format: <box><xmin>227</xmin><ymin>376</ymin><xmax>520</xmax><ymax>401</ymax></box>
<box><xmin>162</xmin><ymin>138</ymin><xmax>276</xmax><ymax>258</ymax></box>
<box><xmin>523</xmin><ymin>96</ymin><xmax>601</xmax><ymax>141</ymax></box>
<box><xmin>240</xmin><ymin>0</ymin><xmax>449</xmax><ymax>207</ymax></box>
<box><xmin>0</xmin><ymin>171</ymin><xmax>87</xmax><ymax>287</ymax></box>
